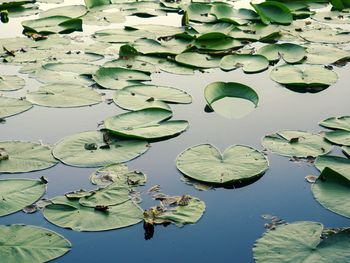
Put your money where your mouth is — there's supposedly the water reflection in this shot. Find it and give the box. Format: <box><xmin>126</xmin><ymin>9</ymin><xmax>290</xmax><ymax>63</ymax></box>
<box><xmin>209</xmin><ymin>97</ymin><xmax>256</xmax><ymax>119</ymax></box>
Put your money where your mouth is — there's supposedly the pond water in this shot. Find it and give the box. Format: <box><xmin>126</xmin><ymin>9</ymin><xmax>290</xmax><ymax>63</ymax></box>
<box><xmin>1</xmin><ymin>0</ymin><xmax>350</xmax><ymax>262</ymax></box>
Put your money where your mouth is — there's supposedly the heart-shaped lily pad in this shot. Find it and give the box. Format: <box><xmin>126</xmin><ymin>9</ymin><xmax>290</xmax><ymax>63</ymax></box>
<box><xmin>0</xmin><ymin>75</ymin><xmax>25</xmax><ymax>91</ymax></box>
<box><xmin>0</xmin><ymin>96</ymin><xmax>32</xmax><ymax>119</ymax></box>
<box><xmin>52</xmin><ymin>131</ymin><xmax>149</xmax><ymax>167</ymax></box>
<box><xmin>220</xmin><ymin>54</ymin><xmax>269</xmax><ymax>73</ymax></box>
<box><xmin>319</xmin><ymin>116</ymin><xmax>350</xmax><ymax>131</ymax></box>
<box><xmin>176</xmin><ymin>144</ymin><xmax>268</xmax><ymax>184</ymax></box>
<box><xmin>257</xmin><ymin>43</ymin><xmax>306</xmax><ymax>64</ymax></box>
<box><xmin>262</xmin><ymin>130</ymin><xmax>333</xmax><ymax>158</ymax></box>
<box><xmin>251</xmin><ymin>1</ymin><xmax>293</xmax><ymax>25</ymax></box>
<box><xmin>104</xmin><ymin>108</ymin><xmax>189</xmax><ymax>140</ymax></box>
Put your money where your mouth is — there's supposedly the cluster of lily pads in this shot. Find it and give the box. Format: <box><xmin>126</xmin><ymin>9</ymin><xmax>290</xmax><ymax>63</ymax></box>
<box><xmin>1</xmin><ymin>0</ymin><xmax>350</xmax><ymax>261</ymax></box>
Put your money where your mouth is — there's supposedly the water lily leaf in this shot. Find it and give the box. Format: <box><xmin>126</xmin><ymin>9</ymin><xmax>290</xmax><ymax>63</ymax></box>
<box><xmin>176</xmin><ymin>144</ymin><xmax>268</xmax><ymax>184</ymax></box>
<box><xmin>253</xmin><ymin>221</ymin><xmax>350</xmax><ymax>263</ymax></box>
<box><xmin>104</xmin><ymin>108</ymin><xmax>188</xmax><ymax>140</ymax></box>
<box><xmin>251</xmin><ymin>1</ymin><xmax>293</xmax><ymax>25</ymax></box>
<box><xmin>204</xmin><ymin>81</ymin><xmax>259</xmax><ymax>119</ymax></box>
<box><xmin>270</xmin><ymin>65</ymin><xmax>338</xmax><ymax>88</ymax></box>
<box><xmin>313</xmin><ymin>11</ymin><xmax>350</xmax><ymax>24</ymax></box>
<box><xmin>183</xmin><ymin>2</ymin><xmax>216</xmax><ymax>23</ymax></box>
<box><xmin>330</xmin><ymin>0</ymin><xmax>350</xmax><ymax>10</ymax></box>
<box><xmin>305</xmin><ymin>44</ymin><xmax>350</xmax><ymax>65</ymax></box>
<box><xmin>220</xmin><ymin>54</ymin><xmax>269</xmax><ymax>73</ymax></box>
<box><xmin>39</xmin><ymin>5</ymin><xmax>87</xmax><ymax>18</ymax></box>
<box><xmin>82</xmin><ymin>9</ymin><xmax>125</xmax><ymax>26</ymax></box>
<box><xmin>26</xmin><ymin>83</ymin><xmax>102</xmax><ymax>108</ymax></box>
<box><xmin>325</xmin><ymin>130</ymin><xmax>350</xmax><ymax>146</ymax></box>
<box><xmin>0</xmin><ymin>96</ymin><xmax>32</xmax><ymax>119</ymax></box>
<box><xmin>52</xmin><ymin>130</ymin><xmax>149</xmax><ymax>167</ymax></box>
<box><xmin>0</xmin><ymin>141</ymin><xmax>57</xmax><ymax>173</ymax></box>
<box><xmin>175</xmin><ymin>52</ymin><xmax>220</xmax><ymax>69</ymax></box>
<box><xmin>315</xmin><ymin>155</ymin><xmax>350</xmax><ymax>179</ymax></box>
<box><xmin>90</xmin><ymin>163</ymin><xmax>146</xmax><ymax>187</ymax></box>
<box><xmin>257</xmin><ymin>43</ymin><xmax>306</xmax><ymax>64</ymax></box>
<box><xmin>319</xmin><ymin>116</ymin><xmax>350</xmax><ymax>131</ymax></box>
<box><xmin>210</xmin><ymin>3</ymin><xmax>255</xmax><ymax>25</ymax></box>
<box><xmin>93</xmin><ymin>67</ymin><xmax>151</xmax><ymax>90</ymax></box>
<box><xmin>0</xmin><ymin>179</ymin><xmax>46</xmax><ymax>217</ymax></box>
<box><xmin>229</xmin><ymin>23</ymin><xmax>281</xmax><ymax>42</ymax></box>
<box><xmin>22</xmin><ymin>16</ymin><xmax>83</xmax><ymax>35</ymax></box>
<box><xmin>312</xmin><ymin>167</ymin><xmax>350</xmax><ymax>218</ymax></box>
<box><xmin>133</xmin><ymin>38</ymin><xmax>190</xmax><ymax>56</ymax></box>
<box><xmin>0</xmin><ymin>225</ymin><xmax>71</xmax><ymax>262</ymax></box>
<box><xmin>93</xmin><ymin>28</ymin><xmax>155</xmax><ymax>43</ymax></box>
<box><xmin>0</xmin><ymin>75</ymin><xmax>25</xmax><ymax>91</ymax></box>
<box><xmin>343</xmin><ymin>146</ymin><xmax>350</xmax><ymax>157</ymax></box>
<box><xmin>84</xmin><ymin>0</ymin><xmax>111</xmax><ymax>9</ymax></box>
<box><xmin>104</xmin><ymin>59</ymin><xmax>156</xmax><ymax>74</ymax></box>
<box><xmin>113</xmin><ymin>84</ymin><xmax>192</xmax><ymax>111</ymax></box>
<box><xmin>42</xmin><ymin>62</ymin><xmax>99</xmax><ymax>75</ymax></box>
<box><xmin>79</xmin><ymin>182</ymin><xmax>129</xmax><ymax>207</ymax></box>
<box><xmin>262</xmin><ymin>130</ymin><xmax>333</xmax><ymax>158</ymax></box>
<box><xmin>43</xmin><ymin>196</ymin><xmax>143</xmax><ymax>231</ymax></box>
<box><xmin>300</xmin><ymin>28</ymin><xmax>350</xmax><ymax>43</ymax></box>
<box><xmin>136</xmin><ymin>56</ymin><xmax>194</xmax><ymax>75</ymax></box>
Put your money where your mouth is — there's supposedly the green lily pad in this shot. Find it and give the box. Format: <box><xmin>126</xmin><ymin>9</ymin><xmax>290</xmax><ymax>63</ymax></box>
<box><xmin>183</xmin><ymin>3</ymin><xmax>216</xmax><ymax>23</ymax></box>
<box><xmin>113</xmin><ymin>85</ymin><xmax>192</xmax><ymax>111</ymax></box>
<box><xmin>220</xmin><ymin>54</ymin><xmax>269</xmax><ymax>73</ymax></box>
<box><xmin>90</xmin><ymin>163</ymin><xmax>146</xmax><ymax>187</ymax></box>
<box><xmin>93</xmin><ymin>67</ymin><xmax>151</xmax><ymax>90</ymax></box>
<box><xmin>0</xmin><ymin>179</ymin><xmax>46</xmax><ymax>217</ymax></box>
<box><xmin>262</xmin><ymin>130</ymin><xmax>333</xmax><ymax>158</ymax></box>
<box><xmin>315</xmin><ymin>155</ymin><xmax>350</xmax><ymax>178</ymax></box>
<box><xmin>42</xmin><ymin>62</ymin><xmax>99</xmax><ymax>75</ymax></box>
<box><xmin>253</xmin><ymin>221</ymin><xmax>350</xmax><ymax>263</ymax></box>
<box><xmin>312</xmin><ymin>11</ymin><xmax>350</xmax><ymax>24</ymax></box>
<box><xmin>325</xmin><ymin>130</ymin><xmax>350</xmax><ymax>146</ymax></box>
<box><xmin>0</xmin><ymin>75</ymin><xmax>25</xmax><ymax>91</ymax></box>
<box><xmin>26</xmin><ymin>83</ymin><xmax>102</xmax><ymax>108</ymax></box>
<box><xmin>104</xmin><ymin>108</ymin><xmax>188</xmax><ymax>140</ymax></box>
<box><xmin>0</xmin><ymin>141</ymin><xmax>57</xmax><ymax>173</ymax></box>
<box><xmin>343</xmin><ymin>146</ymin><xmax>350</xmax><ymax>157</ymax></box>
<box><xmin>43</xmin><ymin>196</ymin><xmax>143</xmax><ymax>231</ymax></box>
<box><xmin>312</xmin><ymin>167</ymin><xmax>350</xmax><ymax>218</ymax></box>
<box><xmin>93</xmin><ymin>28</ymin><xmax>155</xmax><ymax>43</ymax></box>
<box><xmin>0</xmin><ymin>225</ymin><xmax>71</xmax><ymax>262</ymax></box>
<box><xmin>137</xmin><ymin>56</ymin><xmax>195</xmax><ymax>75</ymax></box>
<box><xmin>257</xmin><ymin>43</ymin><xmax>306</xmax><ymax>64</ymax></box>
<box><xmin>52</xmin><ymin>131</ymin><xmax>149</xmax><ymax>167</ymax></box>
<box><xmin>176</xmin><ymin>144</ymin><xmax>268</xmax><ymax>184</ymax></box>
<box><xmin>251</xmin><ymin>1</ymin><xmax>293</xmax><ymax>25</ymax></box>
<box><xmin>319</xmin><ymin>116</ymin><xmax>350</xmax><ymax>131</ymax></box>
<box><xmin>270</xmin><ymin>65</ymin><xmax>338</xmax><ymax>88</ymax></box>
<box><xmin>103</xmin><ymin>59</ymin><xmax>156</xmax><ymax>74</ymax></box>
<box><xmin>82</xmin><ymin>9</ymin><xmax>125</xmax><ymax>26</ymax></box>
<box><xmin>84</xmin><ymin>0</ymin><xmax>110</xmax><ymax>9</ymax></box>
<box><xmin>300</xmin><ymin>28</ymin><xmax>350</xmax><ymax>44</ymax></box>
<box><xmin>0</xmin><ymin>97</ymin><xmax>32</xmax><ymax>119</ymax></box>
<box><xmin>305</xmin><ymin>44</ymin><xmax>350</xmax><ymax>65</ymax></box>
<box><xmin>175</xmin><ymin>52</ymin><xmax>220</xmax><ymax>69</ymax></box>
<box><xmin>204</xmin><ymin>81</ymin><xmax>259</xmax><ymax>119</ymax></box>
<box><xmin>39</xmin><ymin>5</ymin><xmax>87</xmax><ymax>18</ymax></box>
<box><xmin>133</xmin><ymin>38</ymin><xmax>190</xmax><ymax>56</ymax></box>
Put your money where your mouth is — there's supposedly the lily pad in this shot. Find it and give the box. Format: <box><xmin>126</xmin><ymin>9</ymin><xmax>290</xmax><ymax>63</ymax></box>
<box><xmin>253</xmin><ymin>221</ymin><xmax>350</xmax><ymax>263</ymax></box>
<box><xmin>319</xmin><ymin>116</ymin><xmax>350</xmax><ymax>131</ymax></box>
<box><xmin>315</xmin><ymin>155</ymin><xmax>350</xmax><ymax>178</ymax></box>
<box><xmin>312</xmin><ymin>11</ymin><xmax>350</xmax><ymax>24</ymax></box>
<box><xmin>220</xmin><ymin>54</ymin><xmax>269</xmax><ymax>73</ymax></box>
<box><xmin>251</xmin><ymin>1</ymin><xmax>293</xmax><ymax>25</ymax></box>
<box><xmin>113</xmin><ymin>85</ymin><xmax>192</xmax><ymax>111</ymax></box>
<box><xmin>104</xmin><ymin>108</ymin><xmax>189</xmax><ymax>140</ymax></box>
<box><xmin>175</xmin><ymin>52</ymin><xmax>220</xmax><ymax>69</ymax></box>
<box><xmin>0</xmin><ymin>225</ymin><xmax>71</xmax><ymax>262</ymax></box>
<box><xmin>176</xmin><ymin>144</ymin><xmax>268</xmax><ymax>184</ymax></box>
<box><xmin>343</xmin><ymin>146</ymin><xmax>350</xmax><ymax>157</ymax></box>
<box><xmin>0</xmin><ymin>75</ymin><xmax>25</xmax><ymax>91</ymax></box>
<box><xmin>26</xmin><ymin>83</ymin><xmax>102</xmax><ymax>108</ymax></box>
<box><xmin>0</xmin><ymin>96</ymin><xmax>32</xmax><ymax>119</ymax></box>
<box><xmin>42</xmin><ymin>62</ymin><xmax>99</xmax><ymax>75</ymax></box>
<box><xmin>0</xmin><ymin>179</ymin><xmax>46</xmax><ymax>217</ymax></box>
<box><xmin>325</xmin><ymin>130</ymin><xmax>350</xmax><ymax>146</ymax></box>
<box><xmin>305</xmin><ymin>44</ymin><xmax>350</xmax><ymax>65</ymax></box>
<box><xmin>52</xmin><ymin>131</ymin><xmax>149</xmax><ymax>167</ymax></box>
<box><xmin>262</xmin><ymin>130</ymin><xmax>333</xmax><ymax>158</ymax></box>
<box><xmin>270</xmin><ymin>65</ymin><xmax>338</xmax><ymax>88</ymax></box>
<box><xmin>257</xmin><ymin>43</ymin><xmax>306</xmax><ymax>64</ymax></box>
<box><xmin>312</xmin><ymin>167</ymin><xmax>350</xmax><ymax>218</ymax></box>
<box><xmin>43</xmin><ymin>196</ymin><xmax>143</xmax><ymax>231</ymax></box>
<box><xmin>0</xmin><ymin>141</ymin><xmax>57</xmax><ymax>173</ymax></box>
<box><xmin>39</xmin><ymin>5</ymin><xmax>87</xmax><ymax>18</ymax></box>
<box><xmin>300</xmin><ymin>28</ymin><xmax>350</xmax><ymax>44</ymax></box>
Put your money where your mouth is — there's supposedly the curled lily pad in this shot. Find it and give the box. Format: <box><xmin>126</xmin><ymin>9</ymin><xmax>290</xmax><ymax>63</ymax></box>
<box><xmin>315</xmin><ymin>155</ymin><xmax>350</xmax><ymax>178</ymax></box>
<box><xmin>175</xmin><ymin>52</ymin><xmax>220</xmax><ymax>69</ymax></box>
<box><xmin>253</xmin><ymin>221</ymin><xmax>350</xmax><ymax>263</ymax></box>
<box><xmin>0</xmin><ymin>179</ymin><xmax>46</xmax><ymax>217</ymax></box>
<box><xmin>220</xmin><ymin>54</ymin><xmax>269</xmax><ymax>73</ymax></box>
<box><xmin>0</xmin><ymin>75</ymin><xmax>25</xmax><ymax>91</ymax></box>
<box><xmin>0</xmin><ymin>141</ymin><xmax>57</xmax><ymax>173</ymax></box>
<box><xmin>0</xmin><ymin>96</ymin><xmax>32</xmax><ymax>119</ymax></box>
<box><xmin>325</xmin><ymin>130</ymin><xmax>350</xmax><ymax>146</ymax></box>
<box><xmin>176</xmin><ymin>144</ymin><xmax>268</xmax><ymax>184</ymax></box>
<box><xmin>262</xmin><ymin>130</ymin><xmax>333</xmax><ymax>158</ymax></box>
<box><xmin>26</xmin><ymin>83</ymin><xmax>102</xmax><ymax>108</ymax></box>
<box><xmin>251</xmin><ymin>1</ymin><xmax>293</xmax><ymax>25</ymax></box>
<box><xmin>113</xmin><ymin>85</ymin><xmax>192</xmax><ymax>111</ymax></box>
<box><xmin>257</xmin><ymin>43</ymin><xmax>306</xmax><ymax>64</ymax></box>
<box><xmin>312</xmin><ymin>167</ymin><xmax>350</xmax><ymax>218</ymax></box>
<box><xmin>105</xmin><ymin>108</ymin><xmax>188</xmax><ymax>140</ymax></box>
<box><xmin>204</xmin><ymin>81</ymin><xmax>259</xmax><ymax>119</ymax></box>
<box><xmin>270</xmin><ymin>65</ymin><xmax>338</xmax><ymax>88</ymax></box>
<box><xmin>90</xmin><ymin>163</ymin><xmax>146</xmax><ymax>187</ymax></box>
<box><xmin>0</xmin><ymin>225</ymin><xmax>71</xmax><ymax>262</ymax></box>
<box><xmin>43</xmin><ymin>196</ymin><xmax>143</xmax><ymax>231</ymax></box>
<box><xmin>52</xmin><ymin>131</ymin><xmax>149</xmax><ymax>167</ymax></box>
<box><xmin>319</xmin><ymin>116</ymin><xmax>350</xmax><ymax>131</ymax></box>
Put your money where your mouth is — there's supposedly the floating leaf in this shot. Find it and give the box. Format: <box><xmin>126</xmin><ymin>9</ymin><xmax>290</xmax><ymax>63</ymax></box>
<box><xmin>300</xmin><ymin>28</ymin><xmax>350</xmax><ymax>43</ymax></box>
<box><xmin>104</xmin><ymin>108</ymin><xmax>188</xmax><ymax>140</ymax></box>
<box><xmin>319</xmin><ymin>116</ymin><xmax>350</xmax><ymax>131</ymax></box>
<box><xmin>176</xmin><ymin>144</ymin><xmax>268</xmax><ymax>184</ymax></box>
<box><xmin>52</xmin><ymin>131</ymin><xmax>149</xmax><ymax>167</ymax></box>
<box><xmin>251</xmin><ymin>1</ymin><xmax>293</xmax><ymax>25</ymax></box>
<box><xmin>253</xmin><ymin>221</ymin><xmax>350</xmax><ymax>263</ymax></box>
<box><xmin>257</xmin><ymin>43</ymin><xmax>306</xmax><ymax>64</ymax></box>
<box><xmin>262</xmin><ymin>130</ymin><xmax>333</xmax><ymax>158</ymax></box>
<box><xmin>39</xmin><ymin>5</ymin><xmax>87</xmax><ymax>18</ymax></box>
<box><xmin>175</xmin><ymin>52</ymin><xmax>220</xmax><ymax>69</ymax></box>
<box><xmin>0</xmin><ymin>75</ymin><xmax>25</xmax><ymax>91</ymax></box>
<box><xmin>325</xmin><ymin>130</ymin><xmax>350</xmax><ymax>146</ymax></box>
<box><xmin>42</xmin><ymin>62</ymin><xmax>99</xmax><ymax>75</ymax></box>
<box><xmin>343</xmin><ymin>146</ymin><xmax>350</xmax><ymax>157</ymax></box>
<box><xmin>0</xmin><ymin>96</ymin><xmax>32</xmax><ymax>119</ymax></box>
<box><xmin>26</xmin><ymin>83</ymin><xmax>102</xmax><ymax>108</ymax></box>
<box><xmin>220</xmin><ymin>54</ymin><xmax>269</xmax><ymax>73</ymax></box>
<box><xmin>0</xmin><ymin>141</ymin><xmax>57</xmax><ymax>173</ymax></box>
<box><xmin>0</xmin><ymin>225</ymin><xmax>71</xmax><ymax>262</ymax></box>
<box><xmin>0</xmin><ymin>179</ymin><xmax>46</xmax><ymax>217</ymax></box>
<box><xmin>312</xmin><ymin>11</ymin><xmax>350</xmax><ymax>24</ymax></box>
<box><xmin>305</xmin><ymin>44</ymin><xmax>350</xmax><ymax>65</ymax></box>
<box><xmin>315</xmin><ymin>155</ymin><xmax>350</xmax><ymax>179</ymax></box>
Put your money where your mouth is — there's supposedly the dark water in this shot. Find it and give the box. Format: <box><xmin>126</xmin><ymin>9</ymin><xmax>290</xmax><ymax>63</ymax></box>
<box><xmin>1</xmin><ymin>3</ymin><xmax>350</xmax><ymax>263</ymax></box>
